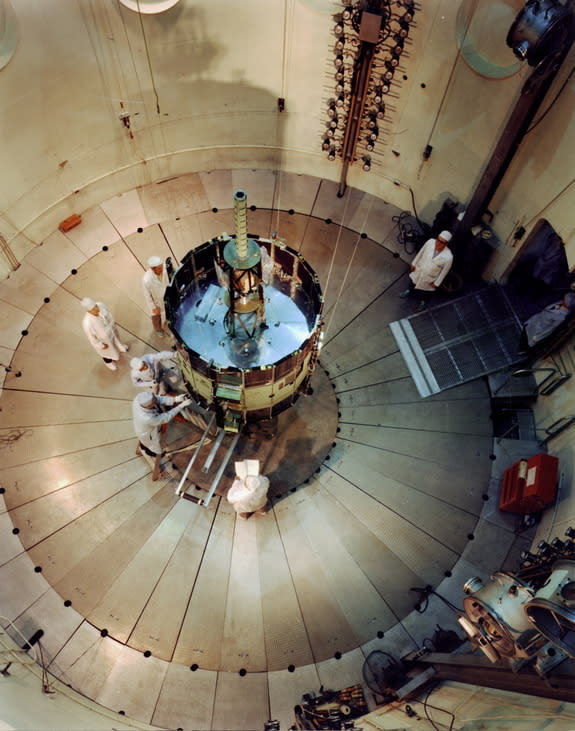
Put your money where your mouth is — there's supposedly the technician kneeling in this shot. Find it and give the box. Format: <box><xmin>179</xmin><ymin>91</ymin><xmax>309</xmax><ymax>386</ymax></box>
<box><xmin>227</xmin><ymin>473</ymin><xmax>270</xmax><ymax>519</ymax></box>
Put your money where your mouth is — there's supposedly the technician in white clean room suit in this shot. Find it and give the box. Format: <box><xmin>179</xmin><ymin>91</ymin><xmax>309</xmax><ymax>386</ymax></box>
<box><xmin>142</xmin><ymin>255</ymin><xmax>168</xmax><ymax>333</ymax></box>
<box><xmin>132</xmin><ymin>391</ymin><xmax>192</xmax><ymax>480</ymax></box>
<box><xmin>81</xmin><ymin>297</ymin><xmax>129</xmax><ymax>371</ymax></box>
<box><xmin>399</xmin><ymin>230</ymin><xmax>454</xmax><ymax>311</ymax></box>
<box><xmin>130</xmin><ymin>351</ymin><xmax>180</xmax><ymax>393</ymax></box>
<box><xmin>227</xmin><ymin>475</ymin><xmax>270</xmax><ymax>518</ymax></box>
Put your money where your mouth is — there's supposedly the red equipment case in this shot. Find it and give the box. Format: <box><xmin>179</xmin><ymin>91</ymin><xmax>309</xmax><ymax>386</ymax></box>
<box><xmin>499</xmin><ymin>453</ymin><xmax>558</xmax><ymax>513</ymax></box>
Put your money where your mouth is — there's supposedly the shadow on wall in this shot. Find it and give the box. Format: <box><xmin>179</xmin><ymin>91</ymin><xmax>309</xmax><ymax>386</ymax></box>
<box><xmin>118</xmin><ymin>1</ymin><xmax>286</xmax><ymax>142</ymax></box>
<box><xmin>120</xmin><ymin>2</ymin><xmax>221</xmax><ymax>80</ymax></box>
<box><xmin>419</xmin><ymin>191</ymin><xmax>461</xmax><ymax>230</ymax></box>
<box><xmin>117</xmin><ymin>1</ymin><xmax>281</xmax><ymax>108</ymax></box>
<box><xmin>1</xmin><ymin>2</ymin><xmax>288</xmax><ymax>273</ymax></box>
<box><xmin>516</xmin><ymin>82</ymin><xmax>575</xmax><ymax>180</ymax></box>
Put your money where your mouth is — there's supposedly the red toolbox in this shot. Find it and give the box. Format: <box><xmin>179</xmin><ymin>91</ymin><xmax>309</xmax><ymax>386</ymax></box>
<box><xmin>499</xmin><ymin>453</ymin><xmax>559</xmax><ymax>513</ymax></box>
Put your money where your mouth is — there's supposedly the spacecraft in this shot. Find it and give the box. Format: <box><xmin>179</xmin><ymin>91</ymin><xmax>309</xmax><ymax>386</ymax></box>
<box><xmin>165</xmin><ymin>191</ymin><xmax>324</xmax><ymax>433</ymax></box>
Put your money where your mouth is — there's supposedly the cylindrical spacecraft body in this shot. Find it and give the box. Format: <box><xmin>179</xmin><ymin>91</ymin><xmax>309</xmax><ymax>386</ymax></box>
<box><xmin>165</xmin><ymin>222</ymin><xmax>323</xmax><ymax>432</ymax></box>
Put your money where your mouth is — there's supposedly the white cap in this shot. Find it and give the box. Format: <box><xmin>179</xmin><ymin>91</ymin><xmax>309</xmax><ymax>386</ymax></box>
<box><xmin>136</xmin><ymin>391</ymin><xmax>155</xmax><ymax>407</ymax></box>
<box><xmin>130</xmin><ymin>357</ymin><xmax>145</xmax><ymax>370</ymax></box>
<box><xmin>438</xmin><ymin>230</ymin><xmax>452</xmax><ymax>243</ymax></box>
<box><xmin>245</xmin><ymin>475</ymin><xmax>260</xmax><ymax>492</ymax></box>
<box><xmin>148</xmin><ymin>255</ymin><xmax>162</xmax><ymax>268</ymax></box>
<box><xmin>81</xmin><ymin>297</ymin><xmax>96</xmax><ymax>310</ymax></box>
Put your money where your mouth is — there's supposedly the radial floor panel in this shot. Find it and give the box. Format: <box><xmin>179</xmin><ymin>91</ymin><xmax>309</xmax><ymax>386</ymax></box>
<box><xmin>0</xmin><ymin>171</ymin><xmax>522</xmax><ymax>730</ymax></box>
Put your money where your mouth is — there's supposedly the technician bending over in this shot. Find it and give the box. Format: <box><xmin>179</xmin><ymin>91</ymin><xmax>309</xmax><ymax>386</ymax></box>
<box><xmin>132</xmin><ymin>391</ymin><xmax>192</xmax><ymax>480</ymax></box>
<box><xmin>130</xmin><ymin>351</ymin><xmax>181</xmax><ymax>394</ymax></box>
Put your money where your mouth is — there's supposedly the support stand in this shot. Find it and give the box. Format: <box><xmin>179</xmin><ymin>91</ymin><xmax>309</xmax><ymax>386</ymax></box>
<box><xmin>174</xmin><ymin>413</ymin><xmax>241</xmax><ymax>508</ymax></box>
<box><xmin>174</xmin><ymin>413</ymin><xmax>216</xmax><ymax>496</ymax></box>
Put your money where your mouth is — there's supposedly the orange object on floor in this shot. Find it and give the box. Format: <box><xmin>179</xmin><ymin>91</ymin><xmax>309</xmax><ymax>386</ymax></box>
<box><xmin>499</xmin><ymin>453</ymin><xmax>558</xmax><ymax>513</ymax></box>
<box><xmin>58</xmin><ymin>214</ymin><xmax>82</xmax><ymax>232</ymax></box>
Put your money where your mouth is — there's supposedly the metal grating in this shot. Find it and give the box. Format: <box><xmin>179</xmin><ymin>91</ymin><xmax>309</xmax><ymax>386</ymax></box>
<box><xmin>390</xmin><ymin>285</ymin><xmax>525</xmax><ymax>397</ymax></box>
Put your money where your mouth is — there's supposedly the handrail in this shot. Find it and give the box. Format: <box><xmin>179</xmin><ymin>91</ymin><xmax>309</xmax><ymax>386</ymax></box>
<box><xmin>538</xmin><ymin>372</ymin><xmax>572</xmax><ymax>396</ymax></box>
<box><xmin>541</xmin><ymin>415</ymin><xmax>575</xmax><ymax>446</ymax></box>
<box><xmin>545</xmin><ymin>416</ymin><xmax>575</xmax><ymax>434</ymax></box>
<box><xmin>491</xmin><ymin>367</ymin><xmax>556</xmax><ymax>397</ymax></box>
<box><xmin>0</xmin><ymin>616</ymin><xmax>39</xmax><ymax>665</ymax></box>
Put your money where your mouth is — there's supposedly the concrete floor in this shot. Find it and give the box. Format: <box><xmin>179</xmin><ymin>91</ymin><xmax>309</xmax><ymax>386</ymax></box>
<box><xmin>0</xmin><ymin>170</ymin><xmax>532</xmax><ymax>730</ymax></box>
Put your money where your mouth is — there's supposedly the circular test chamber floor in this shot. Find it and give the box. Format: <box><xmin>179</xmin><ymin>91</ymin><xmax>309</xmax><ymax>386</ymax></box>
<box><xmin>0</xmin><ymin>171</ymin><xmax>530</xmax><ymax>730</ymax></box>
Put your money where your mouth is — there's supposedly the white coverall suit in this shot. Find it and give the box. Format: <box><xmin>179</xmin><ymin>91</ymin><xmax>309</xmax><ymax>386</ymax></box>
<box><xmin>130</xmin><ymin>351</ymin><xmax>179</xmax><ymax>393</ymax></box>
<box><xmin>409</xmin><ymin>238</ymin><xmax>454</xmax><ymax>291</ymax></box>
<box><xmin>132</xmin><ymin>394</ymin><xmax>189</xmax><ymax>456</ymax></box>
<box><xmin>142</xmin><ymin>267</ymin><xmax>168</xmax><ymax>330</ymax></box>
<box><xmin>82</xmin><ymin>302</ymin><xmax>127</xmax><ymax>368</ymax></box>
<box><xmin>227</xmin><ymin>475</ymin><xmax>270</xmax><ymax>517</ymax></box>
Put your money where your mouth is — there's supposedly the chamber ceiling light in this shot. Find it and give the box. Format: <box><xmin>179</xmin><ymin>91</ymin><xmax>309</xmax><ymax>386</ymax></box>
<box><xmin>0</xmin><ymin>0</ymin><xmax>18</xmax><ymax>71</ymax></box>
<box><xmin>118</xmin><ymin>0</ymin><xmax>181</xmax><ymax>14</ymax></box>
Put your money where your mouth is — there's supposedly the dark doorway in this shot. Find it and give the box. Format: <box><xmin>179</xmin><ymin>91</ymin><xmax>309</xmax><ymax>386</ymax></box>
<box><xmin>505</xmin><ymin>219</ymin><xmax>571</xmax><ymax>320</ymax></box>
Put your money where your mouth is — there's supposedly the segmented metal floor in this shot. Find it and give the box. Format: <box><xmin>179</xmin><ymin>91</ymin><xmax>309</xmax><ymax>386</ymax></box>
<box><xmin>0</xmin><ymin>171</ymin><xmax>531</xmax><ymax>730</ymax></box>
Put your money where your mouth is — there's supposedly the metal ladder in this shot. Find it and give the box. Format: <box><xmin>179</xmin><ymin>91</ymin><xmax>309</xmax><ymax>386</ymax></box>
<box><xmin>174</xmin><ymin>414</ymin><xmax>240</xmax><ymax>507</ymax></box>
<box><xmin>0</xmin><ymin>619</ymin><xmax>38</xmax><ymax>675</ymax></box>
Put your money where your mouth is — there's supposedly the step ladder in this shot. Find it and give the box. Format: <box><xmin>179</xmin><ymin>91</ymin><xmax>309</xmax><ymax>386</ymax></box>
<box><xmin>0</xmin><ymin>647</ymin><xmax>36</xmax><ymax>674</ymax></box>
<box><xmin>174</xmin><ymin>414</ymin><xmax>241</xmax><ymax>507</ymax></box>
<box><xmin>0</xmin><ymin>624</ymin><xmax>38</xmax><ymax>674</ymax></box>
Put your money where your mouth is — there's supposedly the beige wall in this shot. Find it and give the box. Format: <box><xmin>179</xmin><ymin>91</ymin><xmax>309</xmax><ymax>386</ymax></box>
<box><xmin>3</xmin><ymin>0</ymin><xmax>573</xmax><ymax>281</ymax></box>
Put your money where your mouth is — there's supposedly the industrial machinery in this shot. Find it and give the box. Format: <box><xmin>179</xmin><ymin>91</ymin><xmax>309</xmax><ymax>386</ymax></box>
<box><xmin>294</xmin><ymin>685</ymin><xmax>368</xmax><ymax>730</ymax></box>
<box><xmin>325</xmin><ymin>0</ymin><xmax>417</xmax><ymax>195</ymax></box>
<box><xmin>164</xmin><ymin>191</ymin><xmax>324</xmax><ymax>434</ymax></box>
<box><xmin>506</xmin><ymin>0</ymin><xmax>575</xmax><ymax>67</ymax></box>
<box><xmin>453</xmin><ymin>0</ymin><xmax>575</xmax><ymax>281</ymax></box>
<box><xmin>458</xmin><ymin>527</ymin><xmax>575</xmax><ymax>675</ymax></box>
